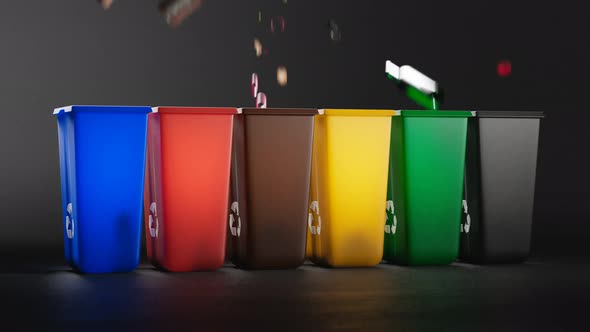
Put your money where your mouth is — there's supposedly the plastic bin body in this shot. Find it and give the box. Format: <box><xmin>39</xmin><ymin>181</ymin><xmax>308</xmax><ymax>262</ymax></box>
<box><xmin>460</xmin><ymin>111</ymin><xmax>543</xmax><ymax>263</ymax></box>
<box><xmin>307</xmin><ymin>109</ymin><xmax>396</xmax><ymax>267</ymax></box>
<box><xmin>144</xmin><ymin>107</ymin><xmax>236</xmax><ymax>272</ymax></box>
<box><xmin>384</xmin><ymin>110</ymin><xmax>473</xmax><ymax>265</ymax></box>
<box><xmin>229</xmin><ymin>108</ymin><xmax>317</xmax><ymax>269</ymax></box>
<box><xmin>54</xmin><ymin>105</ymin><xmax>151</xmax><ymax>274</ymax></box>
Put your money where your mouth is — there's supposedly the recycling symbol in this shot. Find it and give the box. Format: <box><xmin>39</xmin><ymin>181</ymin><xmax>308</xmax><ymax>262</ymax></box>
<box><xmin>229</xmin><ymin>201</ymin><xmax>241</xmax><ymax>237</ymax></box>
<box><xmin>461</xmin><ymin>199</ymin><xmax>471</xmax><ymax>233</ymax></box>
<box><xmin>149</xmin><ymin>202</ymin><xmax>159</xmax><ymax>238</ymax></box>
<box><xmin>65</xmin><ymin>203</ymin><xmax>75</xmax><ymax>239</ymax></box>
<box><xmin>384</xmin><ymin>200</ymin><xmax>397</xmax><ymax>235</ymax></box>
<box><xmin>308</xmin><ymin>201</ymin><xmax>321</xmax><ymax>235</ymax></box>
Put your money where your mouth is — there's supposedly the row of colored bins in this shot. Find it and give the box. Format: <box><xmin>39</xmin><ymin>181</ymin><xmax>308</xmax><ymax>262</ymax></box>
<box><xmin>54</xmin><ymin>105</ymin><xmax>542</xmax><ymax>273</ymax></box>
<box><xmin>306</xmin><ymin>109</ymin><xmax>474</xmax><ymax>267</ymax></box>
<box><xmin>382</xmin><ymin>110</ymin><xmax>543</xmax><ymax>265</ymax></box>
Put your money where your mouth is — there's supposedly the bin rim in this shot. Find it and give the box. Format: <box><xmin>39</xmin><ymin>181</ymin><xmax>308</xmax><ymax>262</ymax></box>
<box><xmin>53</xmin><ymin>105</ymin><xmax>152</xmax><ymax>115</ymax></box>
<box><xmin>319</xmin><ymin>109</ymin><xmax>399</xmax><ymax>116</ymax></box>
<box><xmin>475</xmin><ymin>110</ymin><xmax>545</xmax><ymax>118</ymax></box>
<box><xmin>152</xmin><ymin>106</ymin><xmax>239</xmax><ymax>115</ymax></box>
<box><xmin>238</xmin><ymin>108</ymin><xmax>318</xmax><ymax>116</ymax></box>
<box><xmin>400</xmin><ymin>110</ymin><xmax>475</xmax><ymax>117</ymax></box>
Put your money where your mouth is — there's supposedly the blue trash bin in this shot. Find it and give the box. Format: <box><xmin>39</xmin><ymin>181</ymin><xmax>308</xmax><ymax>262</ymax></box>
<box><xmin>54</xmin><ymin>105</ymin><xmax>151</xmax><ymax>273</ymax></box>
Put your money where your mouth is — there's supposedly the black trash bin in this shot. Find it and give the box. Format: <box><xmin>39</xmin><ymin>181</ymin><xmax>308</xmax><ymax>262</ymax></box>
<box><xmin>460</xmin><ymin>111</ymin><xmax>544</xmax><ymax>263</ymax></box>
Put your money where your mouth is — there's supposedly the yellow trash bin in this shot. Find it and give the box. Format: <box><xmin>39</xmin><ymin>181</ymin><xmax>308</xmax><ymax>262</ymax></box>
<box><xmin>306</xmin><ymin>109</ymin><xmax>398</xmax><ymax>267</ymax></box>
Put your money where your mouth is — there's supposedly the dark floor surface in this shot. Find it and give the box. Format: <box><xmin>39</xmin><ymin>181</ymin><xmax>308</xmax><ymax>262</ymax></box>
<box><xmin>2</xmin><ymin>256</ymin><xmax>589</xmax><ymax>331</ymax></box>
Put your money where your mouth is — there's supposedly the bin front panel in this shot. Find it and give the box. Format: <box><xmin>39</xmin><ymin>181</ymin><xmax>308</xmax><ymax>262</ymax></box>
<box><xmin>69</xmin><ymin>109</ymin><xmax>148</xmax><ymax>273</ymax></box>
<box><xmin>151</xmin><ymin>112</ymin><xmax>233</xmax><ymax>271</ymax></box>
<box><xmin>230</xmin><ymin>112</ymin><xmax>315</xmax><ymax>269</ymax></box>
<box><xmin>388</xmin><ymin>115</ymin><xmax>468</xmax><ymax>265</ymax></box>
<box><xmin>467</xmin><ymin>117</ymin><xmax>541</xmax><ymax>262</ymax></box>
<box><xmin>310</xmin><ymin>114</ymin><xmax>392</xmax><ymax>267</ymax></box>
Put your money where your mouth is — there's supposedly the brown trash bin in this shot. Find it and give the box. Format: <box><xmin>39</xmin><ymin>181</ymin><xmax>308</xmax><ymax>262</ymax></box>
<box><xmin>229</xmin><ymin>108</ymin><xmax>318</xmax><ymax>269</ymax></box>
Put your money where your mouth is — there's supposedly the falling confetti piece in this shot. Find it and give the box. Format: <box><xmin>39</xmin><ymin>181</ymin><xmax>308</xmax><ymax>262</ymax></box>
<box><xmin>99</xmin><ymin>0</ymin><xmax>114</xmax><ymax>10</ymax></box>
<box><xmin>160</xmin><ymin>0</ymin><xmax>204</xmax><ymax>28</ymax></box>
<box><xmin>270</xmin><ymin>16</ymin><xmax>286</xmax><ymax>33</ymax></box>
<box><xmin>256</xmin><ymin>92</ymin><xmax>267</xmax><ymax>108</ymax></box>
<box><xmin>258</xmin><ymin>11</ymin><xmax>262</xmax><ymax>23</ymax></box>
<box><xmin>254</xmin><ymin>38</ymin><xmax>262</xmax><ymax>58</ymax></box>
<box><xmin>497</xmin><ymin>60</ymin><xmax>512</xmax><ymax>77</ymax></box>
<box><xmin>277</xmin><ymin>66</ymin><xmax>288</xmax><ymax>87</ymax></box>
<box><xmin>251</xmin><ymin>73</ymin><xmax>259</xmax><ymax>98</ymax></box>
<box><xmin>329</xmin><ymin>19</ymin><xmax>341</xmax><ymax>42</ymax></box>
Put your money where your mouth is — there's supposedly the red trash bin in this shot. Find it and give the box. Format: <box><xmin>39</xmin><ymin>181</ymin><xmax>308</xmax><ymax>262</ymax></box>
<box><xmin>144</xmin><ymin>107</ymin><xmax>238</xmax><ymax>272</ymax></box>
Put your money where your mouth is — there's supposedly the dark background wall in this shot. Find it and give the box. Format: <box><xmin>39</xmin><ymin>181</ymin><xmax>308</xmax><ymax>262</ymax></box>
<box><xmin>0</xmin><ymin>0</ymin><xmax>588</xmax><ymax>260</ymax></box>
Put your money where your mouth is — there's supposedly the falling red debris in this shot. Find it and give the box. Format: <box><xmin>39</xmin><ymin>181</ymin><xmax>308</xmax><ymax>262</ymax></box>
<box><xmin>497</xmin><ymin>60</ymin><xmax>512</xmax><ymax>77</ymax></box>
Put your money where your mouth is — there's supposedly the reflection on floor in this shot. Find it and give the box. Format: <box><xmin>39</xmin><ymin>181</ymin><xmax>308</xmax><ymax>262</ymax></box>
<box><xmin>2</xmin><ymin>258</ymin><xmax>589</xmax><ymax>331</ymax></box>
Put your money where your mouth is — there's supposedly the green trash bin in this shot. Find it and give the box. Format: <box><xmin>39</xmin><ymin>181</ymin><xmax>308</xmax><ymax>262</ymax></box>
<box><xmin>383</xmin><ymin>110</ymin><xmax>474</xmax><ymax>265</ymax></box>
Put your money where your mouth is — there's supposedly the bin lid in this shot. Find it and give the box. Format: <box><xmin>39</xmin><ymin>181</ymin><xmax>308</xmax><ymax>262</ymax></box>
<box><xmin>400</xmin><ymin>110</ymin><xmax>475</xmax><ymax>117</ymax></box>
<box><xmin>152</xmin><ymin>107</ymin><xmax>239</xmax><ymax>115</ymax></box>
<box><xmin>53</xmin><ymin>105</ymin><xmax>152</xmax><ymax>115</ymax></box>
<box><xmin>475</xmin><ymin>111</ymin><xmax>544</xmax><ymax>118</ymax></box>
<box><xmin>321</xmin><ymin>109</ymin><xmax>399</xmax><ymax>116</ymax></box>
<box><xmin>239</xmin><ymin>108</ymin><xmax>318</xmax><ymax>116</ymax></box>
